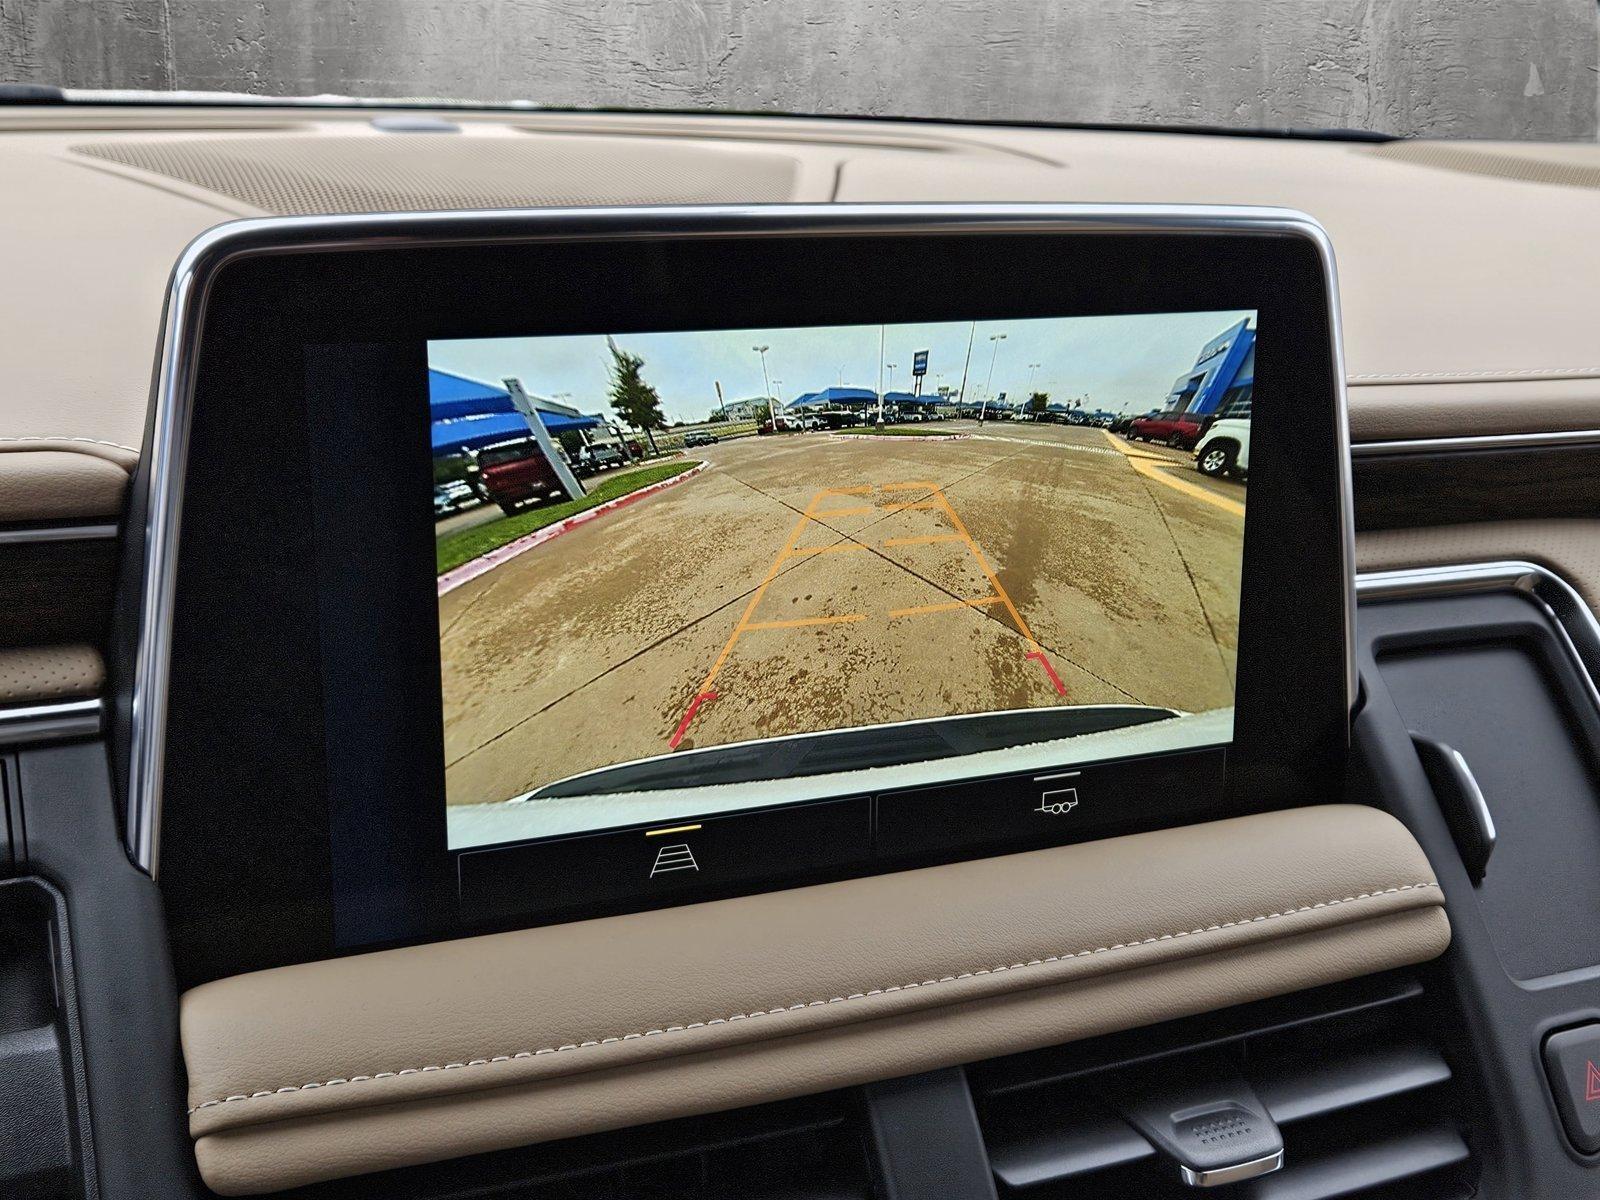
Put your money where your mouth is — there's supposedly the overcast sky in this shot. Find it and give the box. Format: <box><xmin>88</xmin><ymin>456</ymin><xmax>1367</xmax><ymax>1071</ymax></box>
<box><xmin>429</xmin><ymin>309</ymin><xmax>1254</xmax><ymax>425</ymax></box>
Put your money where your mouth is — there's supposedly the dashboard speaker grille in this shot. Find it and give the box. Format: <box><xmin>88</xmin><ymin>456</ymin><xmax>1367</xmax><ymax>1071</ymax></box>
<box><xmin>1367</xmin><ymin>140</ymin><xmax>1600</xmax><ymax>190</ymax></box>
<box><xmin>70</xmin><ymin>134</ymin><xmax>799</xmax><ymax>214</ymax></box>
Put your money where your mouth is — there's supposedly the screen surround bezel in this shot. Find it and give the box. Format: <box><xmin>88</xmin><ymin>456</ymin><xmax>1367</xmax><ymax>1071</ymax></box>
<box><xmin>124</xmin><ymin>204</ymin><xmax>1355</xmax><ymax>985</ymax></box>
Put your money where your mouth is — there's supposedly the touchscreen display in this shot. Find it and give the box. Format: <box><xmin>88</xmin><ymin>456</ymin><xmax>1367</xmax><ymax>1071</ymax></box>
<box><xmin>430</xmin><ymin>311</ymin><xmax>1254</xmax><ymax>855</ymax></box>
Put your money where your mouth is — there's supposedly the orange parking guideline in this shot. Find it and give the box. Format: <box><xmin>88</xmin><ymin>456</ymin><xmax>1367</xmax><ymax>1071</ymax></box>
<box><xmin>929</xmin><ymin>488</ymin><xmax>1041</xmax><ymax>654</ymax></box>
<box><xmin>930</xmin><ymin>486</ymin><xmax>1069</xmax><ymax>698</ymax></box>
<box><xmin>670</xmin><ymin>479</ymin><xmax>1072</xmax><ymax>749</ymax></box>
<box><xmin>668</xmin><ymin>490</ymin><xmax>827</xmax><ymax>748</ymax></box>
<box><xmin>745</xmin><ymin>614</ymin><xmax>867</xmax><ymax>630</ymax></box>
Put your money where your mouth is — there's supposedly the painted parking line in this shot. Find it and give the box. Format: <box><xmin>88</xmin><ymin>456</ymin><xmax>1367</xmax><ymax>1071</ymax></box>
<box><xmin>1100</xmin><ymin>429</ymin><xmax>1245</xmax><ymax>518</ymax></box>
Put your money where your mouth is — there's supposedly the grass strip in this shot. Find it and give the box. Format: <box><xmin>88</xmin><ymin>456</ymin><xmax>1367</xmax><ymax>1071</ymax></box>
<box><xmin>436</xmin><ymin>460</ymin><xmax>699</xmax><ymax>575</ymax></box>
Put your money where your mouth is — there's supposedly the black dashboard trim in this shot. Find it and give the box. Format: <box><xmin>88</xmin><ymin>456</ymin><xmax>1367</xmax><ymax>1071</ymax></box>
<box><xmin>126</xmin><ymin>202</ymin><xmax>1357</xmax><ymax>879</ymax></box>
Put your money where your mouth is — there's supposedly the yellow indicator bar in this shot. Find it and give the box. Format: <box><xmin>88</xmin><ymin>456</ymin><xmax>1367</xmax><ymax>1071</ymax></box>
<box><xmin>645</xmin><ymin>824</ymin><xmax>703</xmax><ymax>837</ymax></box>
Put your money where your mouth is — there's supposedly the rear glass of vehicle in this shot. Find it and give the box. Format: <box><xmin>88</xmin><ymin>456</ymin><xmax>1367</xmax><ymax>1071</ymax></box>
<box><xmin>477</xmin><ymin>442</ymin><xmax>536</xmax><ymax>468</ymax></box>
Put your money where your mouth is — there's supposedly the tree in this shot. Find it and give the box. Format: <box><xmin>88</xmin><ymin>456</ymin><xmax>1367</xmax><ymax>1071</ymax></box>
<box><xmin>1027</xmin><ymin>391</ymin><xmax>1049</xmax><ymax>415</ymax></box>
<box><xmin>606</xmin><ymin>341</ymin><xmax>667</xmax><ymax>453</ymax></box>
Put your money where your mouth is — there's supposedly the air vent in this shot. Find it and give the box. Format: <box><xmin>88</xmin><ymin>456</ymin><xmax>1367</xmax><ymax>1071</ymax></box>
<box><xmin>974</xmin><ymin>975</ymin><xmax>1476</xmax><ymax>1200</ymax></box>
<box><xmin>280</xmin><ymin>1088</ymin><xmax>872</xmax><ymax>1200</ymax></box>
<box><xmin>70</xmin><ymin>134</ymin><xmax>800</xmax><ymax>215</ymax></box>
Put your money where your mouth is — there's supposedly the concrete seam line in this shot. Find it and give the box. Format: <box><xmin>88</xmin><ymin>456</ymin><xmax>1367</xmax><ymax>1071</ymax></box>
<box><xmin>436</xmin><ymin>460</ymin><xmax>710</xmax><ymax>596</ymax></box>
<box><xmin>187</xmin><ymin>881</ymin><xmax>1440</xmax><ymax>1114</ymax></box>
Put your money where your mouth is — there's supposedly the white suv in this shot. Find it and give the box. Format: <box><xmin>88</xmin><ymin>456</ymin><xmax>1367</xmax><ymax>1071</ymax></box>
<box><xmin>1193</xmin><ymin>417</ymin><xmax>1250</xmax><ymax>479</ymax></box>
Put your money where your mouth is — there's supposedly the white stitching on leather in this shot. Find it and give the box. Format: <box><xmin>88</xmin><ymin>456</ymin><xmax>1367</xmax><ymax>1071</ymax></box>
<box><xmin>186</xmin><ymin>882</ymin><xmax>1439</xmax><ymax>1115</ymax></box>
<box><xmin>1348</xmin><ymin>367</ymin><xmax>1600</xmax><ymax>382</ymax></box>
<box><xmin>0</xmin><ymin>435</ymin><xmax>140</xmax><ymax>454</ymax></box>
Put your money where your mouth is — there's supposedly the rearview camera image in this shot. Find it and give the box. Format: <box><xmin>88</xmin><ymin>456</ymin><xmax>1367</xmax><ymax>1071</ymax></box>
<box><xmin>432</xmin><ymin>311</ymin><xmax>1254</xmax><ymax>850</ymax></box>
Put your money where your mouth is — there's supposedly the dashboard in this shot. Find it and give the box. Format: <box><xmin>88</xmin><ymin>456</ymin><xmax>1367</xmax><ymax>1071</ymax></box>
<box><xmin>1</xmin><ymin>102</ymin><xmax>1599</xmax><ymax>1200</ymax></box>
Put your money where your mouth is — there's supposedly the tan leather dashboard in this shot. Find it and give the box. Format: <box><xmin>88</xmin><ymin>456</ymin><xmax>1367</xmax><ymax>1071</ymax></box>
<box><xmin>180</xmin><ymin>804</ymin><xmax>1447</xmax><ymax>1193</ymax></box>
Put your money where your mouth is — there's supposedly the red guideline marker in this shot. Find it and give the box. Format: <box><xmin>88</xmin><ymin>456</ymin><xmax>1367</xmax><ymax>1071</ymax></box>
<box><xmin>669</xmin><ymin>691</ymin><xmax>717</xmax><ymax>749</ymax></box>
<box><xmin>1025</xmin><ymin>651</ymin><xmax>1068</xmax><ymax>698</ymax></box>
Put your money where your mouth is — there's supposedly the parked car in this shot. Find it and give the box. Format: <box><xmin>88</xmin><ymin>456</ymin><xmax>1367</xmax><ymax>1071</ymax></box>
<box><xmin>1129</xmin><ymin>409</ymin><xmax>1204</xmax><ymax>448</ymax></box>
<box><xmin>468</xmin><ymin>438</ymin><xmax>571</xmax><ymax>515</ymax></box>
<box><xmin>432</xmin><ymin>479</ymin><xmax>475</xmax><ymax>516</ymax></box>
<box><xmin>1193</xmin><ymin>417</ymin><xmax>1250</xmax><ymax>479</ymax></box>
<box><xmin>579</xmin><ymin>443</ymin><xmax>625</xmax><ymax>473</ymax></box>
<box><xmin>684</xmin><ymin>430</ymin><xmax>719</xmax><ymax>447</ymax></box>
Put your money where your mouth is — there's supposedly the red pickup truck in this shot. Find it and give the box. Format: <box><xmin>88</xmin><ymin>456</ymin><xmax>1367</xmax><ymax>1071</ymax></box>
<box><xmin>1129</xmin><ymin>410</ymin><xmax>1204</xmax><ymax>449</ymax></box>
<box><xmin>468</xmin><ymin>438</ymin><xmax>571</xmax><ymax>515</ymax></box>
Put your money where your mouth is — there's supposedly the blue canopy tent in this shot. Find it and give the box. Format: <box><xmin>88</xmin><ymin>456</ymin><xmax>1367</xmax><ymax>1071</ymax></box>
<box><xmin>786</xmin><ymin>386</ymin><xmax>877</xmax><ymax>410</ymax></box>
<box><xmin>429</xmin><ymin>368</ymin><xmax>601</xmax><ymax>456</ymax></box>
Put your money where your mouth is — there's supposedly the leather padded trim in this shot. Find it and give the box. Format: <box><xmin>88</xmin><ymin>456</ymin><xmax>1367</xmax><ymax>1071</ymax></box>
<box><xmin>180</xmin><ymin>804</ymin><xmax>1448</xmax><ymax>1194</ymax></box>
<box><xmin>0</xmin><ymin>644</ymin><xmax>104</xmax><ymax>704</ymax></box>
<box><xmin>1358</xmin><ymin>519</ymin><xmax>1600</xmax><ymax>615</ymax></box>
<box><xmin>0</xmin><ymin>449</ymin><xmax>128</xmax><ymax>522</ymax></box>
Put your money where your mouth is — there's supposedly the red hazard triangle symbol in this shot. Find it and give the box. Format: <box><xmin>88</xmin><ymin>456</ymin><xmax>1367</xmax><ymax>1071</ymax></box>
<box><xmin>1585</xmin><ymin>1060</ymin><xmax>1600</xmax><ymax>1103</ymax></box>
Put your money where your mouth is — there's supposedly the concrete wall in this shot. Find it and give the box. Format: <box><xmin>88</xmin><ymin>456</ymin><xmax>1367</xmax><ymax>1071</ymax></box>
<box><xmin>4</xmin><ymin>0</ymin><xmax>1596</xmax><ymax>139</ymax></box>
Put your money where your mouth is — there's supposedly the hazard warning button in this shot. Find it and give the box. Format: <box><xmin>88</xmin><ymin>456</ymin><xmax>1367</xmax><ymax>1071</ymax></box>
<box><xmin>1542</xmin><ymin>1025</ymin><xmax>1600</xmax><ymax>1153</ymax></box>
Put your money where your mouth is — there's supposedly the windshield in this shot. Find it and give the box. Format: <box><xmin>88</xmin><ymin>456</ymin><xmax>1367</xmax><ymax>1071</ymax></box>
<box><xmin>6</xmin><ymin>6</ymin><xmax>1593</xmax><ymax>140</ymax></box>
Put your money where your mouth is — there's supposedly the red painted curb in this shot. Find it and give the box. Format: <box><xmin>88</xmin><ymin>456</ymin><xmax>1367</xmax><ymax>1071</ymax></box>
<box><xmin>438</xmin><ymin>461</ymin><xmax>709</xmax><ymax>596</ymax></box>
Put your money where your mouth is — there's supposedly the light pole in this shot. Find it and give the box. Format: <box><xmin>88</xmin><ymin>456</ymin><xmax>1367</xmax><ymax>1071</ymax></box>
<box><xmin>957</xmin><ymin>321</ymin><xmax>977</xmax><ymax>417</ymax></box>
<box><xmin>1025</xmin><ymin>363</ymin><xmax>1040</xmax><ymax>419</ymax></box>
<box><xmin>753</xmin><ymin>344</ymin><xmax>774</xmax><ymax>428</ymax></box>
<box><xmin>980</xmin><ymin>333</ymin><xmax>1007</xmax><ymax>422</ymax></box>
<box><xmin>876</xmin><ymin>325</ymin><xmax>886</xmax><ymax>426</ymax></box>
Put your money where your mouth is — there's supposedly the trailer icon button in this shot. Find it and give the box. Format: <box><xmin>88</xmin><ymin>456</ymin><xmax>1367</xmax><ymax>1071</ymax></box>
<box><xmin>1036</xmin><ymin>787</ymin><xmax>1079</xmax><ymax>816</ymax></box>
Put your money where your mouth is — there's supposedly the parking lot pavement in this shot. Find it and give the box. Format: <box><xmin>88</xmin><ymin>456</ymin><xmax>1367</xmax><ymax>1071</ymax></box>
<box><xmin>439</xmin><ymin>423</ymin><xmax>1244</xmax><ymax>809</ymax></box>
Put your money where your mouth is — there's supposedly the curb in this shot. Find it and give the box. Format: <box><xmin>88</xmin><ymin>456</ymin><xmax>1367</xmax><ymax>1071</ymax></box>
<box><xmin>438</xmin><ymin>460</ymin><xmax>710</xmax><ymax>596</ymax></box>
